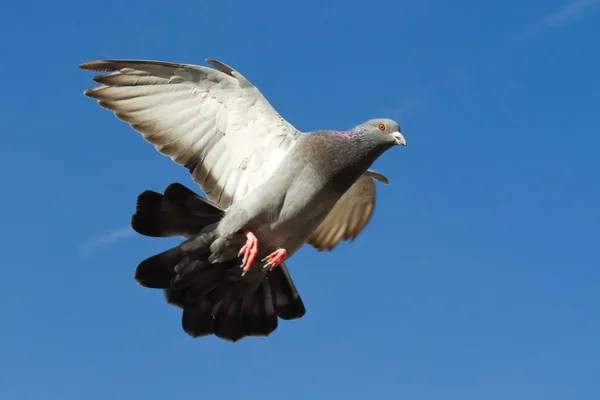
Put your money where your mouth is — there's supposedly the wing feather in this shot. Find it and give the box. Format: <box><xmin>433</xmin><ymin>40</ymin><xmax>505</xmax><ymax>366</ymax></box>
<box><xmin>307</xmin><ymin>170</ymin><xmax>389</xmax><ymax>251</ymax></box>
<box><xmin>81</xmin><ymin>58</ymin><xmax>302</xmax><ymax>209</ymax></box>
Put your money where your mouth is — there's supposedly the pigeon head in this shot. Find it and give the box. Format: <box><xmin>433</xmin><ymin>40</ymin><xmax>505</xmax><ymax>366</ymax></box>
<box><xmin>355</xmin><ymin>118</ymin><xmax>407</xmax><ymax>147</ymax></box>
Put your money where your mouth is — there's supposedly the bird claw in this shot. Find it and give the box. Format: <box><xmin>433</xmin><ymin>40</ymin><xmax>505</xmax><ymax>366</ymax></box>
<box><xmin>239</xmin><ymin>231</ymin><xmax>259</xmax><ymax>273</ymax></box>
<box><xmin>262</xmin><ymin>248</ymin><xmax>287</xmax><ymax>270</ymax></box>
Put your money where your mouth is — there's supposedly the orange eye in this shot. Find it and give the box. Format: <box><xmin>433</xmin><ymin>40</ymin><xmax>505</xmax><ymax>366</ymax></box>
<box><xmin>378</xmin><ymin>123</ymin><xmax>386</xmax><ymax>131</ymax></box>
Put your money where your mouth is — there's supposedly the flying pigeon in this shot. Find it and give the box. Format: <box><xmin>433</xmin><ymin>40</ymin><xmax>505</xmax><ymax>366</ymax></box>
<box><xmin>80</xmin><ymin>58</ymin><xmax>407</xmax><ymax>342</ymax></box>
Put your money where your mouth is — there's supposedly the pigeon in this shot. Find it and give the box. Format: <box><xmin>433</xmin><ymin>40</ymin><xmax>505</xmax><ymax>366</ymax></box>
<box><xmin>80</xmin><ymin>58</ymin><xmax>407</xmax><ymax>342</ymax></box>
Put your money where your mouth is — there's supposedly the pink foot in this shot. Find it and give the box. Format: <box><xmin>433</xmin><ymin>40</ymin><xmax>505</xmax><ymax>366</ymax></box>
<box><xmin>262</xmin><ymin>248</ymin><xmax>287</xmax><ymax>270</ymax></box>
<box><xmin>238</xmin><ymin>231</ymin><xmax>259</xmax><ymax>273</ymax></box>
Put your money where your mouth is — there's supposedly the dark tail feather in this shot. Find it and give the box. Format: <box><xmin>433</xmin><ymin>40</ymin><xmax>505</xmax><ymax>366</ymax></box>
<box><xmin>241</xmin><ymin>279</ymin><xmax>278</xmax><ymax>337</ymax></box>
<box><xmin>131</xmin><ymin>183</ymin><xmax>223</xmax><ymax>238</ymax></box>
<box><xmin>269</xmin><ymin>264</ymin><xmax>306</xmax><ymax>320</ymax></box>
<box><xmin>131</xmin><ymin>183</ymin><xmax>305</xmax><ymax>342</ymax></box>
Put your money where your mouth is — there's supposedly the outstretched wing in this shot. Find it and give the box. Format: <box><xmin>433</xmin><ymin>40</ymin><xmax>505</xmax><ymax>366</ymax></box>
<box><xmin>80</xmin><ymin>59</ymin><xmax>302</xmax><ymax>209</ymax></box>
<box><xmin>307</xmin><ymin>170</ymin><xmax>389</xmax><ymax>251</ymax></box>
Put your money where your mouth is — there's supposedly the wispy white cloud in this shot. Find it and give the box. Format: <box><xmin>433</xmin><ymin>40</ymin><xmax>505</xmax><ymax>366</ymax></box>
<box><xmin>79</xmin><ymin>226</ymin><xmax>136</xmax><ymax>255</ymax></box>
<box><xmin>543</xmin><ymin>0</ymin><xmax>600</xmax><ymax>27</ymax></box>
<box><xmin>381</xmin><ymin>95</ymin><xmax>427</xmax><ymax>121</ymax></box>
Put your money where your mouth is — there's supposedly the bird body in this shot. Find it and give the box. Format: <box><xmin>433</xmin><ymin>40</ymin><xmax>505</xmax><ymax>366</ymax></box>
<box><xmin>211</xmin><ymin>127</ymin><xmax>398</xmax><ymax>264</ymax></box>
<box><xmin>80</xmin><ymin>58</ymin><xmax>407</xmax><ymax>341</ymax></box>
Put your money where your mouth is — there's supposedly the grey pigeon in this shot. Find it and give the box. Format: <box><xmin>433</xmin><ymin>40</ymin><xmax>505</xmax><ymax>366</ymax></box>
<box><xmin>80</xmin><ymin>58</ymin><xmax>407</xmax><ymax>342</ymax></box>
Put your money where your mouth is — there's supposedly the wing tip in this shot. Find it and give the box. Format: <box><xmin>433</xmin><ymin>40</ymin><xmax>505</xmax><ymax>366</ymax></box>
<box><xmin>79</xmin><ymin>60</ymin><xmax>117</xmax><ymax>72</ymax></box>
<box><xmin>365</xmin><ymin>169</ymin><xmax>390</xmax><ymax>185</ymax></box>
<box><xmin>205</xmin><ymin>59</ymin><xmax>235</xmax><ymax>75</ymax></box>
<box><xmin>79</xmin><ymin>59</ymin><xmax>182</xmax><ymax>72</ymax></box>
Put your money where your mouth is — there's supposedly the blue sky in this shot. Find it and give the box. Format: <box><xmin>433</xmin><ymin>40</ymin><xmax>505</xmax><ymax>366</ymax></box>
<box><xmin>1</xmin><ymin>0</ymin><xmax>599</xmax><ymax>399</ymax></box>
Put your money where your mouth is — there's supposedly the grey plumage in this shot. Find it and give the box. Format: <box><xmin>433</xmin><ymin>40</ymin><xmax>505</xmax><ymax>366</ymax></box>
<box><xmin>80</xmin><ymin>58</ymin><xmax>406</xmax><ymax>342</ymax></box>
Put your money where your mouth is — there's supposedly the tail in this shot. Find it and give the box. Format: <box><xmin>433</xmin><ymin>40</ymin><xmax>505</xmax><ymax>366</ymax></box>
<box><xmin>130</xmin><ymin>183</ymin><xmax>306</xmax><ymax>342</ymax></box>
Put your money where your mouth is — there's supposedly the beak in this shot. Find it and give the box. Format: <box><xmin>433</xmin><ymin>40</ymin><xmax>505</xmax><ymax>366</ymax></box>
<box><xmin>392</xmin><ymin>131</ymin><xmax>407</xmax><ymax>146</ymax></box>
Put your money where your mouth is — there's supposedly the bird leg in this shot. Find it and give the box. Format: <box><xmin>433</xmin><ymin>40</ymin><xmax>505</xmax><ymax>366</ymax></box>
<box><xmin>238</xmin><ymin>231</ymin><xmax>259</xmax><ymax>273</ymax></box>
<box><xmin>262</xmin><ymin>248</ymin><xmax>288</xmax><ymax>270</ymax></box>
